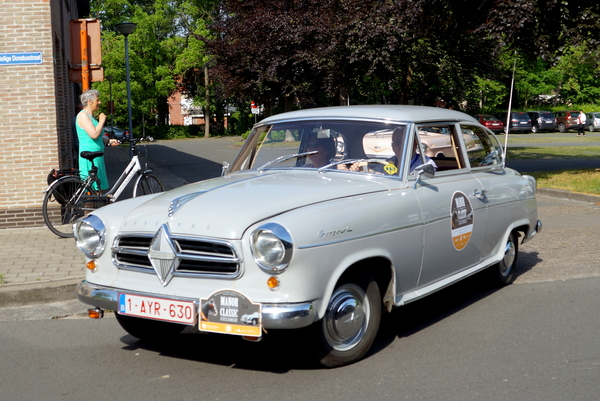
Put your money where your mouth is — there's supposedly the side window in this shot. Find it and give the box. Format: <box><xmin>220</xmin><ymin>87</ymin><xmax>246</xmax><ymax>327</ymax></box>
<box><xmin>416</xmin><ymin>124</ymin><xmax>464</xmax><ymax>172</ymax></box>
<box><xmin>460</xmin><ymin>125</ymin><xmax>503</xmax><ymax>168</ymax></box>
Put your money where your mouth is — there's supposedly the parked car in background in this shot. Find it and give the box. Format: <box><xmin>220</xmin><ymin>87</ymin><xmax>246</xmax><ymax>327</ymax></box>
<box><xmin>527</xmin><ymin>111</ymin><xmax>557</xmax><ymax>133</ymax></box>
<box><xmin>586</xmin><ymin>112</ymin><xmax>600</xmax><ymax>132</ymax></box>
<box><xmin>496</xmin><ymin>112</ymin><xmax>532</xmax><ymax>133</ymax></box>
<box><xmin>474</xmin><ymin>114</ymin><xmax>504</xmax><ymax>133</ymax></box>
<box><xmin>554</xmin><ymin>111</ymin><xmax>582</xmax><ymax>133</ymax></box>
<box><xmin>104</xmin><ymin>126</ymin><xmax>130</xmax><ymax>141</ymax></box>
<box><xmin>75</xmin><ymin>105</ymin><xmax>542</xmax><ymax>368</ymax></box>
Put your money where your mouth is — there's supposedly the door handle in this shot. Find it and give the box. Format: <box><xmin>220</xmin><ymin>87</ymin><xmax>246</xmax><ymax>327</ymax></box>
<box><xmin>474</xmin><ymin>189</ymin><xmax>487</xmax><ymax>199</ymax></box>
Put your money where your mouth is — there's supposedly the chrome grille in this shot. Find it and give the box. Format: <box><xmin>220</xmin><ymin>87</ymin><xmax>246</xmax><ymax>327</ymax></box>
<box><xmin>113</xmin><ymin>234</ymin><xmax>241</xmax><ymax>278</ymax></box>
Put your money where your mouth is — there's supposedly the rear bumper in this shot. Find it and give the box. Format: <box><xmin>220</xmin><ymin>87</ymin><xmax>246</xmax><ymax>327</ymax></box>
<box><xmin>536</xmin><ymin>123</ymin><xmax>557</xmax><ymax>131</ymax></box>
<box><xmin>509</xmin><ymin>126</ymin><xmax>532</xmax><ymax>131</ymax></box>
<box><xmin>77</xmin><ymin>281</ymin><xmax>316</xmax><ymax>330</ymax></box>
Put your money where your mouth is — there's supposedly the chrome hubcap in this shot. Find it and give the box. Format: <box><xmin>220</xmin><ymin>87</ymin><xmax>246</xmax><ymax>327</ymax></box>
<box><xmin>323</xmin><ymin>284</ymin><xmax>369</xmax><ymax>351</ymax></box>
<box><xmin>500</xmin><ymin>240</ymin><xmax>516</xmax><ymax>276</ymax></box>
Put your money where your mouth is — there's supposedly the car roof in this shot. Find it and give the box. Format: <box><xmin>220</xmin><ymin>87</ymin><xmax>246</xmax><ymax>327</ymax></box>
<box><xmin>259</xmin><ymin>105</ymin><xmax>479</xmax><ymax>125</ymax></box>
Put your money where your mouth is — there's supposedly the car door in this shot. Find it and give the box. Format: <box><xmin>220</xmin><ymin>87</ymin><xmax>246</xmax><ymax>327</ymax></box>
<box><xmin>410</xmin><ymin>123</ymin><xmax>488</xmax><ymax>289</ymax></box>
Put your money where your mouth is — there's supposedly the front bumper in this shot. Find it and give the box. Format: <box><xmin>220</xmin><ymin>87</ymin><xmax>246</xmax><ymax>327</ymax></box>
<box><xmin>77</xmin><ymin>281</ymin><xmax>316</xmax><ymax>330</ymax></box>
<box><xmin>522</xmin><ymin>220</ymin><xmax>543</xmax><ymax>244</ymax></box>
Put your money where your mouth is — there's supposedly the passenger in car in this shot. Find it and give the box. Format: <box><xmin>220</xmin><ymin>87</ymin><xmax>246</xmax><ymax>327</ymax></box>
<box><xmin>391</xmin><ymin>128</ymin><xmax>437</xmax><ymax>174</ymax></box>
<box><xmin>304</xmin><ymin>132</ymin><xmax>337</xmax><ymax>168</ymax></box>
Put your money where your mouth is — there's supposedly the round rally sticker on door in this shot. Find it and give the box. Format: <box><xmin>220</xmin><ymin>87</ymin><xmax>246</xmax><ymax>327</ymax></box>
<box><xmin>450</xmin><ymin>191</ymin><xmax>474</xmax><ymax>251</ymax></box>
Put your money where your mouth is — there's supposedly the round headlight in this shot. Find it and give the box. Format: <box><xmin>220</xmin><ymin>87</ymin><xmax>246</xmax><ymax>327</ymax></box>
<box><xmin>73</xmin><ymin>215</ymin><xmax>106</xmax><ymax>258</ymax></box>
<box><xmin>250</xmin><ymin>223</ymin><xmax>293</xmax><ymax>273</ymax></box>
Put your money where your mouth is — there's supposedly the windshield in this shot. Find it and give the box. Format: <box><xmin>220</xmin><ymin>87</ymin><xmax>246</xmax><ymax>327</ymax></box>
<box><xmin>250</xmin><ymin>120</ymin><xmax>407</xmax><ymax>169</ymax></box>
<box><xmin>230</xmin><ymin>120</ymin><xmax>422</xmax><ymax>174</ymax></box>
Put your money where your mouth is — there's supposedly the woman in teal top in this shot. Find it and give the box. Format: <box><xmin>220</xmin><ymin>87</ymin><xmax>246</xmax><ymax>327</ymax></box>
<box><xmin>76</xmin><ymin>89</ymin><xmax>119</xmax><ymax>190</ymax></box>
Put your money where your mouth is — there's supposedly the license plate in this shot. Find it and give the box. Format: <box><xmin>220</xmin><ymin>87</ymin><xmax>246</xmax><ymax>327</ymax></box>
<box><xmin>519</xmin><ymin>121</ymin><xmax>527</xmax><ymax>124</ymax></box>
<box><xmin>118</xmin><ymin>293</ymin><xmax>197</xmax><ymax>325</ymax></box>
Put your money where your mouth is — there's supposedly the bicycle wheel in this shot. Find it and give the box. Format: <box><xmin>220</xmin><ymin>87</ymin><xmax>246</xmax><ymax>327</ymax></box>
<box><xmin>133</xmin><ymin>172</ymin><xmax>164</xmax><ymax>197</ymax></box>
<box><xmin>42</xmin><ymin>176</ymin><xmax>84</xmax><ymax>238</ymax></box>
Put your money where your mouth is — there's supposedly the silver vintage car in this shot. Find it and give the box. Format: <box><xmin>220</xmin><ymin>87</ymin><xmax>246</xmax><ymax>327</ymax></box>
<box><xmin>75</xmin><ymin>105</ymin><xmax>542</xmax><ymax>367</ymax></box>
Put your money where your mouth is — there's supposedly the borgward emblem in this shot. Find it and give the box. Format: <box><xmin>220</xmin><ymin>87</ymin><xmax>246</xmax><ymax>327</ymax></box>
<box><xmin>148</xmin><ymin>223</ymin><xmax>179</xmax><ymax>286</ymax></box>
<box><xmin>168</xmin><ymin>192</ymin><xmax>205</xmax><ymax>217</ymax></box>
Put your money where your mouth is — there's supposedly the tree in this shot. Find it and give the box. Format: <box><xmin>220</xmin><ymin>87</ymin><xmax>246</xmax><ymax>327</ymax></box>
<box><xmin>91</xmin><ymin>0</ymin><xmax>182</xmax><ymax>132</ymax></box>
<box><xmin>171</xmin><ymin>0</ymin><xmax>221</xmax><ymax>137</ymax></box>
<box><xmin>210</xmin><ymin>0</ymin><xmax>600</xmax><ymax>111</ymax></box>
<box><xmin>208</xmin><ymin>0</ymin><xmax>508</xmax><ymax>110</ymax></box>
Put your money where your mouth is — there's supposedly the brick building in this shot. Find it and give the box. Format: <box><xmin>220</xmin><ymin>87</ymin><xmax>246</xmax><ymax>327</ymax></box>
<box><xmin>0</xmin><ymin>0</ymin><xmax>89</xmax><ymax>229</ymax></box>
<box><xmin>168</xmin><ymin>90</ymin><xmax>209</xmax><ymax>126</ymax></box>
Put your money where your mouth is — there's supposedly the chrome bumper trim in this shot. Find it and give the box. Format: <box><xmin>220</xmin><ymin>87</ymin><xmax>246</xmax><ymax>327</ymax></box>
<box><xmin>522</xmin><ymin>220</ymin><xmax>542</xmax><ymax>244</ymax></box>
<box><xmin>76</xmin><ymin>281</ymin><xmax>316</xmax><ymax>330</ymax></box>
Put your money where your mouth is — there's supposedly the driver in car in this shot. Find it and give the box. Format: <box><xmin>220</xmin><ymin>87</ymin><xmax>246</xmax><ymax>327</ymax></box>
<box><xmin>340</xmin><ymin>127</ymin><xmax>437</xmax><ymax>175</ymax></box>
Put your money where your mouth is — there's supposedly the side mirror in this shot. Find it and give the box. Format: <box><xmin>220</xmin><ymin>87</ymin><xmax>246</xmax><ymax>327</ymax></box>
<box><xmin>412</xmin><ymin>163</ymin><xmax>435</xmax><ymax>189</ymax></box>
<box><xmin>221</xmin><ymin>161</ymin><xmax>230</xmax><ymax>176</ymax></box>
<box><xmin>415</xmin><ymin>163</ymin><xmax>435</xmax><ymax>178</ymax></box>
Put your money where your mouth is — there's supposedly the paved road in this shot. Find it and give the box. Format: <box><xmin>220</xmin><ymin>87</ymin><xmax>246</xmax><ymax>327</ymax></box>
<box><xmin>1</xmin><ymin>274</ymin><xmax>598</xmax><ymax>400</ymax></box>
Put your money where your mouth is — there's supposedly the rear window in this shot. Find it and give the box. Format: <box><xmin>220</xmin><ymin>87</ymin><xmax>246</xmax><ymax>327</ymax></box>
<box><xmin>539</xmin><ymin>113</ymin><xmax>554</xmax><ymax>118</ymax></box>
<box><xmin>512</xmin><ymin>113</ymin><xmax>530</xmax><ymax>120</ymax></box>
<box><xmin>480</xmin><ymin>115</ymin><xmax>497</xmax><ymax>121</ymax></box>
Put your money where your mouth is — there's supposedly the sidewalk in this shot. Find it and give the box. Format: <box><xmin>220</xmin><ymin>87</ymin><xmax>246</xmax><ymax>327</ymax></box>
<box><xmin>0</xmin><ymin>144</ymin><xmax>186</xmax><ymax>308</ymax></box>
<box><xmin>1</xmin><ymin>143</ymin><xmax>600</xmax><ymax>307</ymax></box>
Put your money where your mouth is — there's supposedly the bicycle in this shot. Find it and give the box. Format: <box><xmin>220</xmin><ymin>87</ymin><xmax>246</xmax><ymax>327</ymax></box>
<box><xmin>42</xmin><ymin>137</ymin><xmax>164</xmax><ymax>238</ymax></box>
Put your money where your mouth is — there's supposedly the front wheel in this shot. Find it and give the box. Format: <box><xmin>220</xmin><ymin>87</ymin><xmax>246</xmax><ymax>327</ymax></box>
<box><xmin>488</xmin><ymin>231</ymin><xmax>519</xmax><ymax>287</ymax></box>
<box><xmin>558</xmin><ymin>123</ymin><xmax>566</xmax><ymax>133</ymax></box>
<box><xmin>42</xmin><ymin>176</ymin><xmax>84</xmax><ymax>238</ymax></box>
<box><xmin>313</xmin><ymin>273</ymin><xmax>381</xmax><ymax>368</ymax></box>
<box><xmin>133</xmin><ymin>172</ymin><xmax>164</xmax><ymax>197</ymax></box>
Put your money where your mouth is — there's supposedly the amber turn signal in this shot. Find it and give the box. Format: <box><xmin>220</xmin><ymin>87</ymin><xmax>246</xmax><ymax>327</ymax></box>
<box><xmin>86</xmin><ymin>260</ymin><xmax>96</xmax><ymax>271</ymax></box>
<box><xmin>267</xmin><ymin>276</ymin><xmax>280</xmax><ymax>290</ymax></box>
<box><xmin>87</xmin><ymin>308</ymin><xmax>104</xmax><ymax>319</ymax></box>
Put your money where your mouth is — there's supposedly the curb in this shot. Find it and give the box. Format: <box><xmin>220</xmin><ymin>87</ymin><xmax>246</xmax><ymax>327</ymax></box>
<box><xmin>537</xmin><ymin>187</ymin><xmax>600</xmax><ymax>204</ymax></box>
<box><xmin>0</xmin><ymin>278</ymin><xmax>81</xmax><ymax>308</ymax></box>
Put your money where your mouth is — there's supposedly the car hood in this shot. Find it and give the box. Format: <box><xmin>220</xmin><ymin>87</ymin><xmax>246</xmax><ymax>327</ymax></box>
<box><xmin>116</xmin><ymin>170</ymin><xmax>391</xmax><ymax>239</ymax></box>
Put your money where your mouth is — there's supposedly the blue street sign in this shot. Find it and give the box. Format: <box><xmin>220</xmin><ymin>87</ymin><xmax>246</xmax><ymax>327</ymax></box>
<box><xmin>0</xmin><ymin>52</ymin><xmax>43</xmax><ymax>65</ymax></box>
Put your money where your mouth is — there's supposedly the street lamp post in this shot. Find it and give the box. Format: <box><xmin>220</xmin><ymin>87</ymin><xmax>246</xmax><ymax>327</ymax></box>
<box><xmin>106</xmin><ymin>75</ymin><xmax>114</xmax><ymax>132</ymax></box>
<box><xmin>115</xmin><ymin>22</ymin><xmax>137</xmax><ymax>158</ymax></box>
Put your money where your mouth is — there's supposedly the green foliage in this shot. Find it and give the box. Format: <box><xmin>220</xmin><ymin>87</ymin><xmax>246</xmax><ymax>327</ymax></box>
<box><xmin>145</xmin><ymin>125</ymin><xmax>202</xmax><ymax>140</ymax></box>
<box><xmin>226</xmin><ymin>109</ymin><xmax>254</xmax><ymax>138</ymax></box>
<box><xmin>91</xmin><ymin>0</ymin><xmax>600</xmax><ymax>137</ymax></box>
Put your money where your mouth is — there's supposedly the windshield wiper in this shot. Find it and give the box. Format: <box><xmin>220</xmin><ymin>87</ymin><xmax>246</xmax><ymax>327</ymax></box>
<box><xmin>257</xmin><ymin>151</ymin><xmax>317</xmax><ymax>172</ymax></box>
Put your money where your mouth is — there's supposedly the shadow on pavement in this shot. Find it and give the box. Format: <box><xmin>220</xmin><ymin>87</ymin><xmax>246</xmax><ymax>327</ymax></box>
<box><xmin>145</xmin><ymin>144</ymin><xmax>228</xmax><ymax>183</ymax></box>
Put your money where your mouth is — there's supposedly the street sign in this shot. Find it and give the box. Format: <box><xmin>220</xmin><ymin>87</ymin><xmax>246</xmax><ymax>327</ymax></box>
<box><xmin>0</xmin><ymin>52</ymin><xmax>43</xmax><ymax>65</ymax></box>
